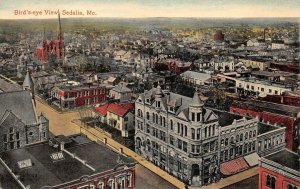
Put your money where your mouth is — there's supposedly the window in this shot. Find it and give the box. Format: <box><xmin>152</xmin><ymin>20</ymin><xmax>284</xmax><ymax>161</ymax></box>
<box><xmin>170</xmin><ymin>120</ymin><xmax>173</xmax><ymax>130</ymax></box>
<box><xmin>196</xmin><ymin>129</ymin><xmax>200</xmax><ymax>140</ymax></box>
<box><xmin>29</xmin><ymin>132</ymin><xmax>33</xmax><ymax>136</ymax></box>
<box><xmin>271</xmin><ymin>177</ymin><xmax>276</xmax><ymax>189</ymax></box>
<box><xmin>183</xmin><ymin>141</ymin><xmax>187</xmax><ymax>152</ymax></box>
<box><xmin>177</xmin><ymin>123</ymin><xmax>180</xmax><ymax>133</ymax></box>
<box><xmin>98</xmin><ymin>182</ymin><xmax>104</xmax><ymax>189</ymax></box>
<box><xmin>108</xmin><ymin>180</ymin><xmax>114</xmax><ymax>189</ymax></box>
<box><xmin>146</xmin><ymin>124</ymin><xmax>150</xmax><ymax>133</ymax></box>
<box><xmin>191</xmin><ymin>128</ymin><xmax>195</xmax><ymax>139</ymax></box>
<box><xmin>266</xmin><ymin>175</ymin><xmax>271</xmax><ymax>187</ymax></box>
<box><xmin>236</xmin><ymin>135</ymin><xmax>239</xmax><ymax>142</ymax></box>
<box><xmin>17</xmin><ymin>141</ymin><xmax>20</xmax><ymax>148</ymax></box>
<box><xmin>184</xmin><ymin>125</ymin><xmax>187</xmax><ymax>137</ymax></box>
<box><xmin>16</xmin><ymin>132</ymin><xmax>20</xmax><ymax>140</ymax></box>
<box><xmin>249</xmin><ymin>131</ymin><xmax>252</xmax><ymax>138</ymax></box>
<box><xmin>225</xmin><ymin>138</ymin><xmax>229</xmax><ymax>146</ymax></box>
<box><xmin>261</xmin><ymin>88</ymin><xmax>264</xmax><ymax>92</ymax></box>
<box><xmin>146</xmin><ymin>112</ymin><xmax>150</xmax><ymax>120</ymax></box>
<box><xmin>253</xmin><ymin>130</ymin><xmax>256</xmax><ymax>137</ymax></box>
<box><xmin>204</xmin><ymin>127</ymin><xmax>208</xmax><ymax>138</ymax></box>
<box><xmin>208</xmin><ymin>126</ymin><xmax>212</xmax><ymax>137</ymax></box>
<box><xmin>240</xmin><ymin>134</ymin><xmax>243</xmax><ymax>141</ymax></box>
<box><xmin>170</xmin><ymin>135</ymin><xmax>174</xmax><ymax>146</ymax></box>
<box><xmin>3</xmin><ymin>134</ymin><xmax>7</xmax><ymax>142</ymax></box>
<box><xmin>177</xmin><ymin>139</ymin><xmax>182</xmax><ymax>150</ymax></box>
<box><xmin>138</xmin><ymin>109</ymin><xmax>143</xmax><ymax>117</ymax></box>
<box><xmin>221</xmin><ymin>139</ymin><xmax>224</xmax><ymax>147</ymax></box>
<box><xmin>9</xmin><ymin>127</ymin><xmax>13</xmax><ymax>133</ymax></box>
<box><xmin>245</xmin><ymin>132</ymin><xmax>248</xmax><ymax>140</ymax></box>
<box><xmin>275</xmin><ymin>90</ymin><xmax>278</xmax><ymax>95</ymax></box>
<box><xmin>192</xmin><ymin>112</ymin><xmax>195</xmax><ymax>121</ymax></box>
<box><xmin>197</xmin><ymin>113</ymin><xmax>201</xmax><ymax>122</ymax></box>
<box><xmin>9</xmin><ymin>134</ymin><xmax>14</xmax><ymax>141</ymax></box>
<box><xmin>10</xmin><ymin>142</ymin><xmax>14</xmax><ymax>149</ymax></box>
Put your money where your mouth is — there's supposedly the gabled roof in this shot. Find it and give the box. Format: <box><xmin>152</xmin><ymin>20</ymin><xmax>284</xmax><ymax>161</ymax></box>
<box><xmin>107</xmin><ymin>103</ymin><xmax>134</xmax><ymax>117</ymax></box>
<box><xmin>0</xmin><ymin>91</ymin><xmax>37</xmax><ymax>125</ymax></box>
<box><xmin>111</xmin><ymin>82</ymin><xmax>132</xmax><ymax>93</ymax></box>
<box><xmin>95</xmin><ymin>103</ymin><xmax>134</xmax><ymax>117</ymax></box>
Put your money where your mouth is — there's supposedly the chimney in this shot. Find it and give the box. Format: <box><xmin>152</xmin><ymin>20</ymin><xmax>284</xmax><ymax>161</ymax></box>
<box><xmin>60</xmin><ymin>142</ymin><xmax>65</xmax><ymax>151</ymax></box>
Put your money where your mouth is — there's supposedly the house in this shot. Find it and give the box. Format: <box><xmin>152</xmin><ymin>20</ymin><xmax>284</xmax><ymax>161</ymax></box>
<box><xmin>94</xmin><ymin>102</ymin><xmax>135</xmax><ymax>137</ymax></box>
<box><xmin>259</xmin><ymin>149</ymin><xmax>300</xmax><ymax>189</ymax></box>
<box><xmin>271</xmin><ymin>40</ymin><xmax>286</xmax><ymax>50</ymax></box>
<box><xmin>0</xmin><ymin>134</ymin><xmax>136</xmax><ymax>189</ymax></box>
<box><xmin>109</xmin><ymin>82</ymin><xmax>133</xmax><ymax>102</ymax></box>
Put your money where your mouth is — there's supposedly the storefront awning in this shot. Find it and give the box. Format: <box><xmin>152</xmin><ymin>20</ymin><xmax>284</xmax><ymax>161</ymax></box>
<box><xmin>220</xmin><ymin>157</ymin><xmax>249</xmax><ymax>176</ymax></box>
<box><xmin>244</xmin><ymin>153</ymin><xmax>260</xmax><ymax>167</ymax></box>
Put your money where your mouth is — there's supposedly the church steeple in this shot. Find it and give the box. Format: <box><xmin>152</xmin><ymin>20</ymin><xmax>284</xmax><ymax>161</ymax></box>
<box><xmin>57</xmin><ymin>10</ymin><xmax>63</xmax><ymax>40</ymax></box>
<box><xmin>23</xmin><ymin>70</ymin><xmax>35</xmax><ymax>102</ymax></box>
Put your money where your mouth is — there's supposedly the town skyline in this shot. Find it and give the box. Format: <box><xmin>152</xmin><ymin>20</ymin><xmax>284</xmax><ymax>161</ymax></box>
<box><xmin>1</xmin><ymin>0</ymin><xmax>300</xmax><ymax>19</ymax></box>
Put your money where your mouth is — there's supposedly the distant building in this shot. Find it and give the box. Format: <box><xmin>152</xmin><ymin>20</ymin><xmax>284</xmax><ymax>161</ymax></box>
<box><xmin>259</xmin><ymin>149</ymin><xmax>300</xmax><ymax>189</ymax></box>
<box><xmin>51</xmin><ymin>84</ymin><xmax>106</xmax><ymax>109</ymax></box>
<box><xmin>94</xmin><ymin>102</ymin><xmax>135</xmax><ymax>137</ymax></box>
<box><xmin>214</xmin><ymin>31</ymin><xmax>225</xmax><ymax>42</ymax></box>
<box><xmin>180</xmin><ymin>71</ymin><xmax>211</xmax><ymax>86</ymax></box>
<box><xmin>0</xmin><ymin>134</ymin><xmax>136</xmax><ymax>189</ymax></box>
<box><xmin>109</xmin><ymin>82</ymin><xmax>133</xmax><ymax>102</ymax></box>
<box><xmin>34</xmin><ymin>11</ymin><xmax>64</xmax><ymax>62</ymax></box>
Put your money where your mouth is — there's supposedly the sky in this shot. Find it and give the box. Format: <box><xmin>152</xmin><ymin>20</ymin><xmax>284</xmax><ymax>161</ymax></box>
<box><xmin>0</xmin><ymin>0</ymin><xmax>300</xmax><ymax>19</ymax></box>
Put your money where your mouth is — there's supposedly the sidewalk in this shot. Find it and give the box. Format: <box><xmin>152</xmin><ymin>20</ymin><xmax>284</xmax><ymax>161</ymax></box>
<box><xmin>35</xmin><ymin>98</ymin><xmax>259</xmax><ymax>189</ymax></box>
<box><xmin>75</xmin><ymin>120</ymin><xmax>186</xmax><ymax>189</ymax></box>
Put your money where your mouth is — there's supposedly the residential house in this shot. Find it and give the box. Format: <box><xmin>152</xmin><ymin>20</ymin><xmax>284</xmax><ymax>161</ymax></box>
<box><xmin>94</xmin><ymin>102</ymin><xmax>135</xmax><ymax>137</ymax></box>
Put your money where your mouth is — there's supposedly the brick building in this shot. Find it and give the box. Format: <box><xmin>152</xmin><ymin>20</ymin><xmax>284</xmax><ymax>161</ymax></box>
<box><xmin>0</xmin><ymin>134</ymin><xmax>136</xmax><ymax>189</ymax></box>
<box><xmin>51</xmin><ymin>84</ymin><xmax>106</xmax><ymax>109</ymax></box>
<box><xmin>259</xmin><ymin>149</ymin><xmax>300</xmax><ymax>189</ymax></box>
<box><xmin>230</xmin><ymin>100</ymin><xmax>300</xmax><ymax>151</ymax></box>
<box><xmin>35</xmin><ymin>11</ymin><xmax>64</xmax><ymax>62</ymax></box>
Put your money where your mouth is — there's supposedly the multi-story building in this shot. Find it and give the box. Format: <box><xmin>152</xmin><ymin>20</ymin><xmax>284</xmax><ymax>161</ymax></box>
<box><xmin>259</xmin><ymin>149</ymin><xmax>300</xmax><ymax>189</ymax></box>
<box><xmin>0</xmin><ymin>134</ymin><xmax>136</xmax><ymax>189</ymax></box>
<box><xmin>134</xmin><ymin>86</ymin><xmax>260</xmax><ymax>187</ymax></box>
<box><xmin>51</xmin><ymin>84</ymin><xmax>106</xmax><ymax>109</ymax></box>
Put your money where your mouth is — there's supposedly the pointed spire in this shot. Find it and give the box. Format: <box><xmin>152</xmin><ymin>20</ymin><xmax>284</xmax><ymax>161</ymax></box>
<box><xmin>58</xmin><ymin>9</ymin><xmax>63</xmax><ymax>40</ymax></box>
<box><xmin>156</xmin><ymin>84</ymin><xmax>163</xmax><ymax>96</ymax></box>
<box><xmin>23</xmin><ymin>69</ymin><xmax>33</xmax><ymax>89</ymax></box>
<box><xmin>190</xmin><ymin>91</ymin><xmax>203</xmax><ymax>107</ymax></box>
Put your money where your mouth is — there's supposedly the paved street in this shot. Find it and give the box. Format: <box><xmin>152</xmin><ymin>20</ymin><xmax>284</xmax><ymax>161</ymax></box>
<box><xmin>135</xmin><ymin>164</ymin><xmax>177</xmax><ymax>189</ymax></box>
<box><xmin>35</xmin><ymin>97</ymin><xmax>259</xmax><ymax>189</ymax></box>
<box><xmin>35</xmin><ymin>98</ymin><xmax>184</xmax><ymax>189</ymax></box>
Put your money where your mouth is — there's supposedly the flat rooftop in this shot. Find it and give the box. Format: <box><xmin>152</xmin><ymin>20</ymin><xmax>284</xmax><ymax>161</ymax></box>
<box><xmin>0</xmin><ymin>134</ymin><xmax>135</xmax><ymax>189</ymax></box>
<box><xmin>238</xmin><ymin>77</ymin><xmax>290</xmax><ymax>89</ymax></box>
<box><xmin>264</xmin><ymin>149</ymin><xmax>300</xmax><ymax>173</ymax></box>
<box><xmin>210</xmin><ymin>108</ymin><xmax>251</xmax><ymax>127</ymax></box>
<box><xmin>258</xmin><ymin>123</ymin><xmax>279</xmax><ymax>135</ymax></box>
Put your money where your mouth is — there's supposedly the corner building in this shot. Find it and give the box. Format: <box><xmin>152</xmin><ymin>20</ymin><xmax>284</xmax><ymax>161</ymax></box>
<box><xmin>135</xmin><ymin>86</ymin><xmax>259</xmax><ymax>187</ymax></box>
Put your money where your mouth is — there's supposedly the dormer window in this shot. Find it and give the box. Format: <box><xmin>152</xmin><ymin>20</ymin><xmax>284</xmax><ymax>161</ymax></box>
<box><xmin>156</xmin><ymin>101</ymin><xmax>160</xmax><ymax>108</ymax></box>
<box><xmin>146</xmin><ymin>98</ymin><xmax>150</xmax><ymax>104</ymax></box>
